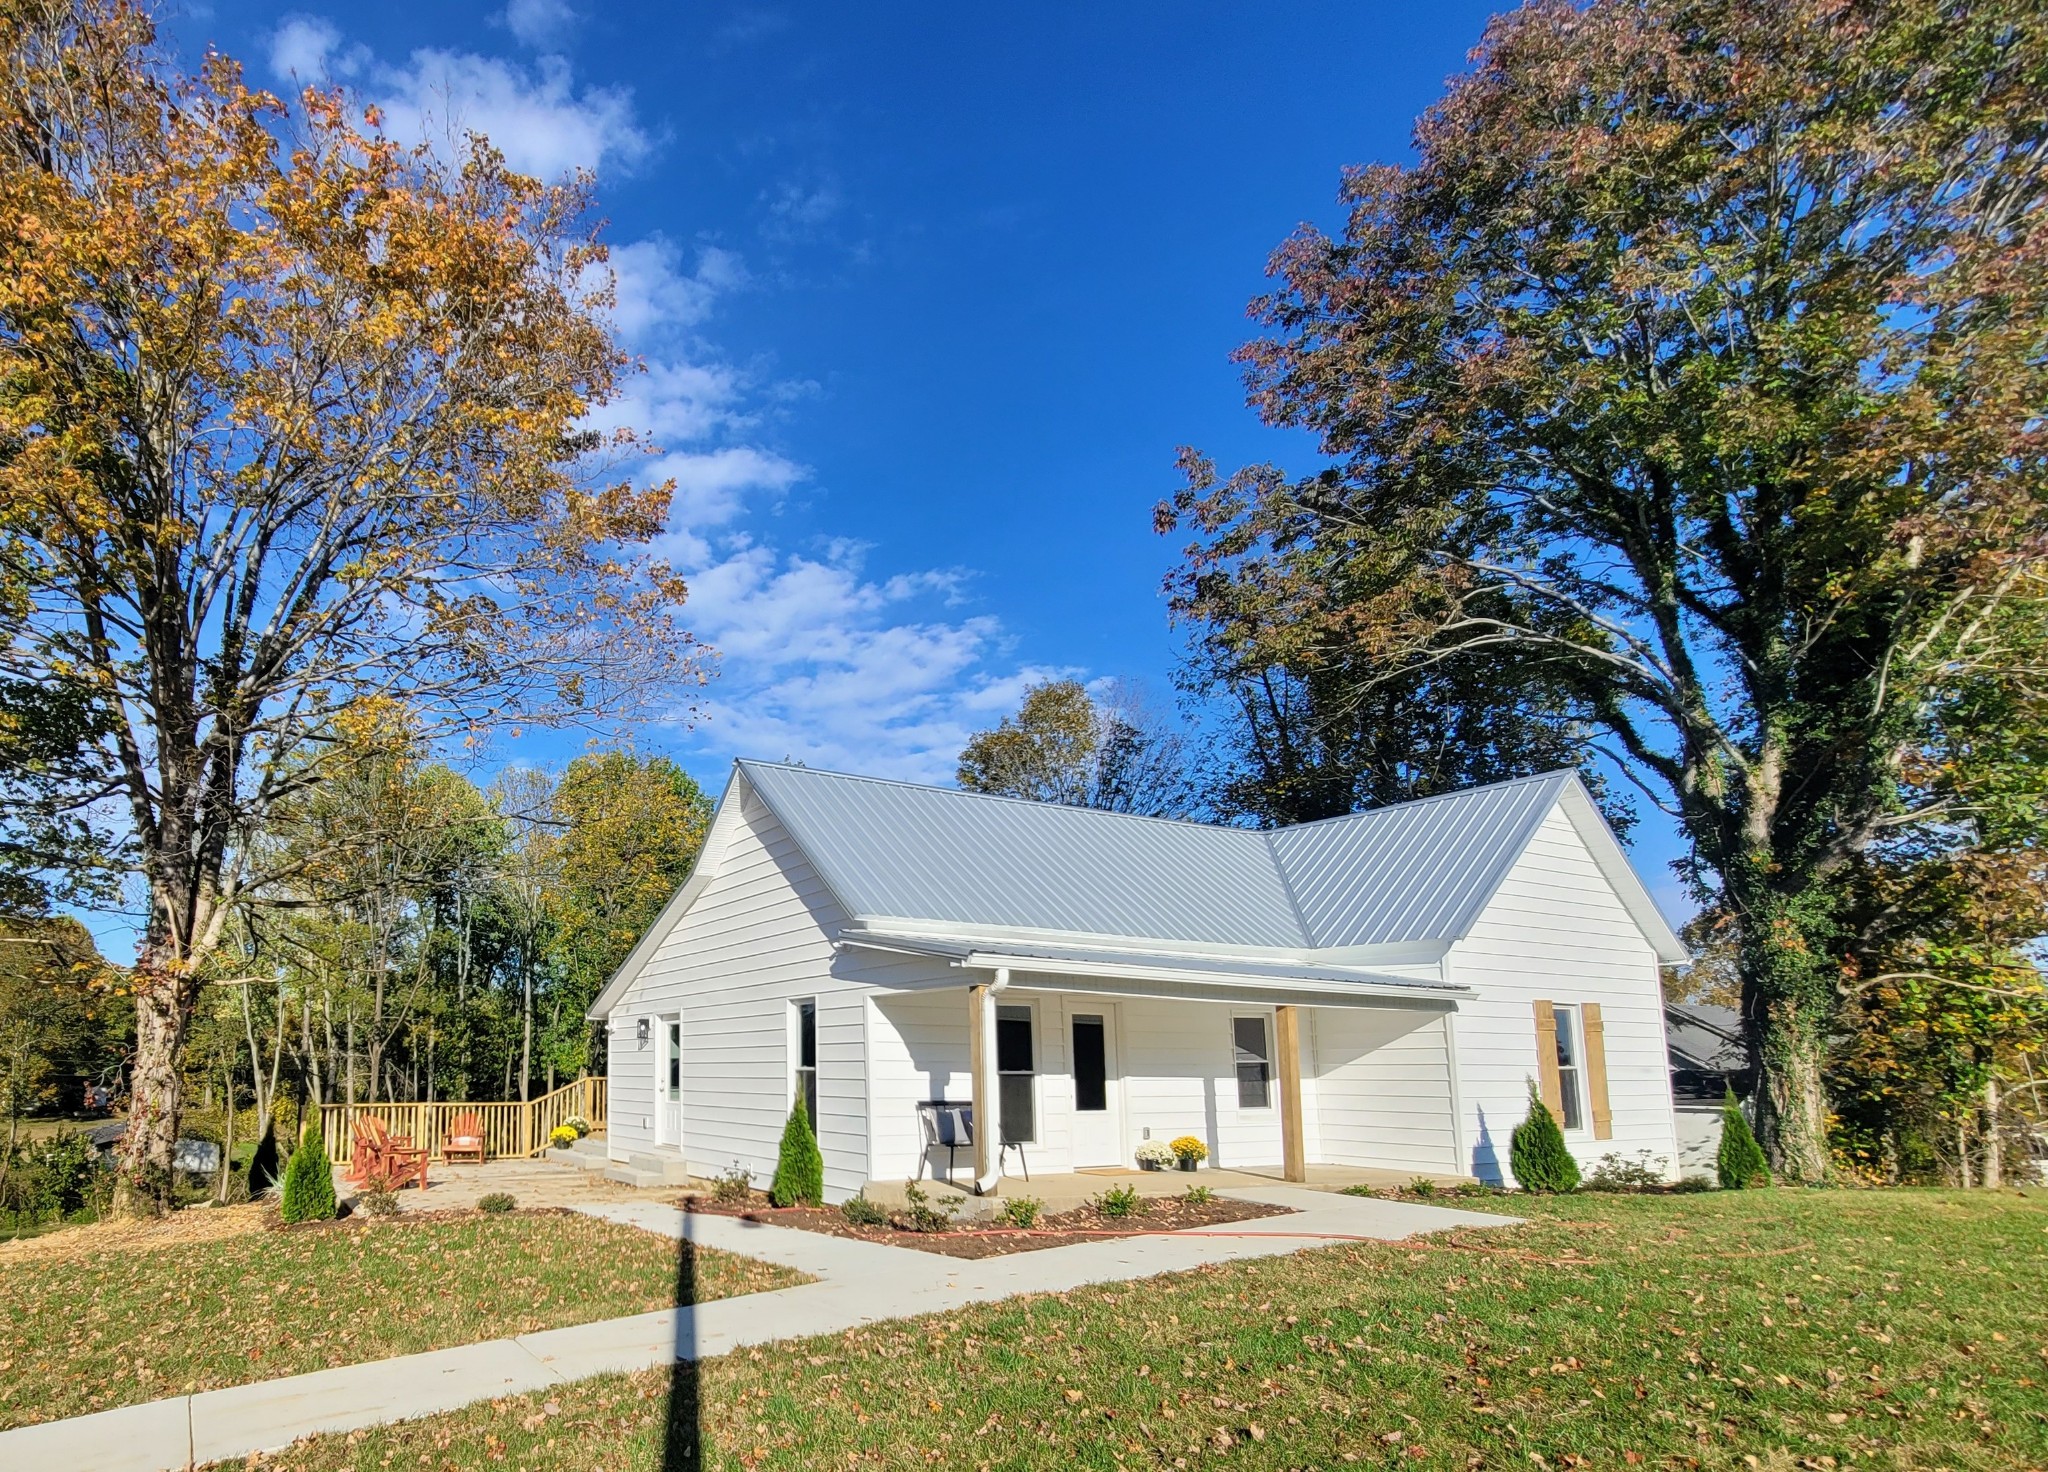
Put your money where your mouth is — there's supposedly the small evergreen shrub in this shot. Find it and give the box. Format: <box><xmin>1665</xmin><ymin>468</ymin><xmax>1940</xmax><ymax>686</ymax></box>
<box><xmin>477</xmin><ymin>1192</ymin><xmax>516</xmax><ymax>1213</ymax></box>
<box><xmin>1716</xmin><ymin>1091</ymin><xmax>1771</xmax><ymax>1189</ymax></box>
<box><xmin>838</xmin><ymin>1192</ymin><xmax>889</xmax><ymax>1227</ymax></box>
<box><xmin>279</xmin><ymin>1125</ymin><xmax>337</xmax><ymax>1224</ymax></box>
<box><xmin>1672</xmin><ymin>1174</ymin><xmax>1715</xmax><ymax>1193</ymax></box>
<box><xmin>769</xmin><ymin>1097</ymin><xmax>825</xmax><ymax>1207</ymax></box>
<box><xmin>1093</xmin><ymin>1184</ymin><xmax>1145</xmax><ymax>1219</ymax></box>
<box><xmin>1509</xmin><ymin>1087</ymin><xmax>1581</xmax><ymax>1193</ymax></box>
<box><xmin>1000</xmin><ymin>1195</ymin><xmax>1043</xmax><ymax>1228</ymax></box>
<box><xmin>897</xmin><ymin>1179</ymin><xmax>959</xmax><ymax>1233</ymax></box>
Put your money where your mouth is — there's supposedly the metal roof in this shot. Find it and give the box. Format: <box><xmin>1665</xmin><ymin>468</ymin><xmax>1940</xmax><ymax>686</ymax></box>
<box><xmin>737</xmin><ymin>761</ymin><xmax>1664</xmax><ymax>956</ymax></box>
<box><xmin>1267</xmin><ymin>772</ymin><xmax>1574</xmax><ymax>947</ymax></box>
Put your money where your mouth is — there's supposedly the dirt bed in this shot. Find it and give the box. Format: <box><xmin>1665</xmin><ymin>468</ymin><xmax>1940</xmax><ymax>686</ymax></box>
<box><xmin>678</xmin><ymin>1192</ymin><xmax>1293</xmax><ymax>1258</ymax></box>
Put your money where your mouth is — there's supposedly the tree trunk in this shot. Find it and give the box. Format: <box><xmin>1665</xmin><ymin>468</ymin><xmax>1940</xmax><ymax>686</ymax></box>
<box><xmin>520</xmin><ymin>956</ymin><xmax>533</xmax><ymax>1105</ymax></box>
<box><xmin>1749</xmin><ymin>993</ymin><xmax>1831</xmax><ymax>1185</ymax></box>
<box><xmin>216</xmin><ymin>1064</ymin><xmax>234</xmax><ymax>1205</ymax></box>
<box><xmin>1957</xmin><ymin>1117</ymin><xmax>1973</xmax><ymax>1188</ymax></box>
<box><xmin>345</xmin><ymin>1008</ymin><xmax>357</xmax><ymax>1108</ymax></box>
<box><xmin>113</xmin><ymin>959</ymin><xmax>200</xmax><ymax>1216</ymax></box>
<box><xmin>1983</xmin><ymin>1078</ymin><xmax>2002</xmax><ymax>1190</ymax></box>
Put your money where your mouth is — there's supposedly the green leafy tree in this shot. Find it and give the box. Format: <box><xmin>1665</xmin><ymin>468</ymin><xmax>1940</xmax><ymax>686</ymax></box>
<box><xmin>769</xmin><ymin>1096</ymin><xmax>824</xmax><ymax>1208</ymax></box>
<box><xmin>278</xmin><ymin>1124</ymin><xmax>336</xmax><ymax>1223</ymax></box>
<box><xmin>1508</xmin><ymin>1088</ymin><xmax>1581</xmax><ymax>1194</ymax></box>
<box><xmin>1158</xmin><ymin>0</ymin><xmax>2048</xmax><ymax>1181</ymax></box>
<box><xmin>544</xmin><ymin>752</ymin><xmax>710</xmax><ymax>1082</ymax></box>
<box><xmin>1716</xmin><ymin>1092</ymin><xmax>1771</xmax><ymax>1190</ymax></box>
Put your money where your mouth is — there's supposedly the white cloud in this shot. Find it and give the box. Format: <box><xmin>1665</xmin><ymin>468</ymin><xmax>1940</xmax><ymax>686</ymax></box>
<box><xmin>602</xmin><ymin>238</ymin><xmax>746</xmax><ymax>340</ymax></box>
<box><xmin>268</xmin><ymin>18</ymin><xmax>648</xmax><ymax>178</ymax></box>
<box><xmin>671</xmin><ymin>542</ymin><xmax>1041</xmax><ymax>782</ymax></box>
<box><xmin>501</xmin><ymin>0</ymin><xmax>580</xmax><ymax>49</ymax></box>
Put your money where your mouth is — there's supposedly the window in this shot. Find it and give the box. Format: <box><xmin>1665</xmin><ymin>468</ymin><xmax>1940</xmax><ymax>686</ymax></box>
<box><xmin>1071</xmin><ymin>1014</ymin><xmax>1108</xmax><ymax>1114</ymax></box>
<box><xmin>1552</xmin><ymin>1004</ymin><xmax>1586</xmax><ymax>1132</ymax></box>
<box><xmin>666</xmin><ymin>1021</ymin><xmax>681</xmax><ymax>1102</ymax></box>
<box><xmin>793</xmin><ymin>999</ymin><xmax>818</xmax><ymax>1123</ymax></box>
<box><xmin>1232</xmin><ymin>1015</ymin><xmax>1271</xmax><ymax>1109</ymax></box>
<box><xmin>996</xmin><ymin>1004</ymin><xmax>1036</xmax><ymax>1144</ymax></box>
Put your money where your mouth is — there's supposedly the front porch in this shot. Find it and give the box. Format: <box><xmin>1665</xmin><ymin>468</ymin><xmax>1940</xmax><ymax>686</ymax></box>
<box><xmin>854</xmin><ymin>936</ymin><xmax>1471</xmax><ymax>1193</ymax></box>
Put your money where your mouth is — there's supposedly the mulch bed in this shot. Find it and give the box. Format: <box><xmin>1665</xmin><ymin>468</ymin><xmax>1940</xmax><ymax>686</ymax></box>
<box><xmin>679</xmin><ymin>1191</ymin><xmax>1294</xmax><ymax>1259</ymax></box>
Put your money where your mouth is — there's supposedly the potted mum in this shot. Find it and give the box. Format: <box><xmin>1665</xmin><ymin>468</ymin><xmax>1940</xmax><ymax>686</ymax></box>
<box><xmin>549</xmin><ymin>1124</ymin><xmax>578</xmax><ymax>1150</ymax></box>
<box><xmin>1134</xmin><ymin>1140</ymin><xmax>1175</xmax><ymax>1171</ymax></box>
<box><xmin>1170</xmin><ymin>1135</ymin><xmax>1208</xmax><ymax>1172</ymax></box>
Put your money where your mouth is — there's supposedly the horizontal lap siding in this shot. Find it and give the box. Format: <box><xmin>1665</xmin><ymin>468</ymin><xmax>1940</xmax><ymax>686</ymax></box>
<box><xmin>1310</xmin><ymin>1008</ymin><xmax>1458</xmax><ymax>1173</ymax></box>
<box><xmin>867</xmin><ymin>985</ymin><xmax>970</xmax><ymax>1182</ymax></box>
<box><xmin>1448</xmin><ymin>808</ymin><xmax>1680</xmax><ymax>1184</ymax></box>
<box><xmin>1120</xmin><ymin>999</ymin><xmax>1283</xmax><ymax>1169</ymax></box>
<box><xmin>616</xmin><ymin>789</ymin><xmax>870</xmax><ymax>1201</ymax></box>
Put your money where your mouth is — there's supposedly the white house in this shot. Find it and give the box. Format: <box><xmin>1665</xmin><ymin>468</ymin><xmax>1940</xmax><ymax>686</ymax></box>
<box><xmin>588</xmin><ymin>760</ymin><xmax>1688</xmax><ymax>1199</ymax></box>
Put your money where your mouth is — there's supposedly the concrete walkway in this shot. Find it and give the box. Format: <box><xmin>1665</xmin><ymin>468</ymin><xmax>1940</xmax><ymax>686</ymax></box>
<box><xmin>0</xmin><ymin>1188</ymin><xmax>1516</xmax><ymax>1472</ymax></box>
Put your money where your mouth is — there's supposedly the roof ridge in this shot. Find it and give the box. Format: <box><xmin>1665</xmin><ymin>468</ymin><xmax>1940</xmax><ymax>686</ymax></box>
<box><xmin>1270</xmin><ymin>768</ymin><xmax>1578</xmax><ymax>836</ymax></box>
<box><xmin>733</xmin><ymin>757</ymin><xmax>1268</xmax><ymax>839</ymax></box>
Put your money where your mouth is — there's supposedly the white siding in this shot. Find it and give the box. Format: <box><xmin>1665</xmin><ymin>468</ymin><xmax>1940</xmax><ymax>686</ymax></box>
<box><xmin>1118</xmin><ymin>1000</ymin><xmax>1285</xmax><ymax>1169</ymax></box>
<box><xmin>1309</xmin><ymin>1008</ymin><xmax>1459</xmax><ymax>1173</ymax></box>
<box><xmin>1447</xmin><ymin>807</ymin><xmax>1681</xmax><ymax>1184</ymax></box>
<box><xmin>614</xmin><ymin>787</ymin><xmax>877</xmax><ymax>1201</ymax></box>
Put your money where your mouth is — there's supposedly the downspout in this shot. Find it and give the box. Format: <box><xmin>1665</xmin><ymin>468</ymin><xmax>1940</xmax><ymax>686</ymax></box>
<box><xmin>974</xmin><ymin>967</ymin><xmax>1010</xmax><ymax>1195</ymax></box>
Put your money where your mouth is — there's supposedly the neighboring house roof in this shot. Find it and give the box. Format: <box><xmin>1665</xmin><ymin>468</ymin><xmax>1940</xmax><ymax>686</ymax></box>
<box><xmin>1665</xmin><ymin>1001</ymin><xmax>1747</xmax><ymax>1074</ymax></box>
<box><xmin>590</xmin><ymin>760</ymin><xmax>1687</xmax><ymax>1019</ymax></box>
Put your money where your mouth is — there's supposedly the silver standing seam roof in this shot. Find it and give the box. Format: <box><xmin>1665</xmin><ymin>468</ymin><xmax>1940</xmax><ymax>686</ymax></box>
<box><xmin>739</xmin><ymin>760</ymin><xmax>1633</xmax><ymax>953</ymax></box>
<box><xmin>588</xmin><ymin>761</ymin><xmax>1685</xmax><ymax>1019</ymax></box>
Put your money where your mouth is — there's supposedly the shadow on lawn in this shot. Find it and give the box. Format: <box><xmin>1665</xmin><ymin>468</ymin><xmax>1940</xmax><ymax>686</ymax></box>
<box><xmin>663</xmin><ymin>1227</ymin><xmax>701</xmax><ymax>1470</ymax></box>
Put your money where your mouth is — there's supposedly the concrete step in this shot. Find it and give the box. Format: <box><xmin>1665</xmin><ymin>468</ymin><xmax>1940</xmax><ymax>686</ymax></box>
<box><xmin>600</xmin><ymin>1150</ymin><xmax>692</xmax><ymax>1189</ymax></box>
<box><xmin>601</xmin><ymin>1165</ymin><xmax>666</xmax><ymax>1189</ymax></box>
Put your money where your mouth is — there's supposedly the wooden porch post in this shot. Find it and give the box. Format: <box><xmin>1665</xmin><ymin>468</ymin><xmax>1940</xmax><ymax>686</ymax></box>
<box><xmin>1275</xmin><ymin>1004</ymin><xmax>1306</xmax><ymax>1184</ymax></box>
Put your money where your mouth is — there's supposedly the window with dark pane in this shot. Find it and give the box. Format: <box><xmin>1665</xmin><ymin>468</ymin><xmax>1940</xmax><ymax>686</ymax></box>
<box><xmin>1233</xmin><ymin>1015</ymin><xmax>1271</xmax><ymax>1109</ymax></box>
<box><xmin>795</xmin><ymin>999</ymin><xmax>818</xmax><ymax>1124</ymax></box>
<box><xmin>1552</xmin><ymin>1004</ymin><xmax>1585</xmax><ymax>1132</ymax></box>
<box><xmin>1071</xmin><ymin>1015</ymin><xmax>1108</xmax><ymax>1112</ymax></box>
<box><xmin>996</xmin><ymin>1004</ymin><xmax>1035</xmax><ymax>1144</ymax></box>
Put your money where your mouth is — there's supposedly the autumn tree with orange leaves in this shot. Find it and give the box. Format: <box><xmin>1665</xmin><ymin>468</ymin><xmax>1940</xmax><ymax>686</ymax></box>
<box><xmin>0</xmin><ymin>0</ymin><xmax>700</xmax><ymax>1212</ymax></box>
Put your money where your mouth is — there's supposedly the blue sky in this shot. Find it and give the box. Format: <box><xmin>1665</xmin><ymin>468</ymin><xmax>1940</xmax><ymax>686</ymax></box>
<box><xmin>154</xmin><ymin>0</ymin><xmax>1694</xmax><ymax>925</ymax></box>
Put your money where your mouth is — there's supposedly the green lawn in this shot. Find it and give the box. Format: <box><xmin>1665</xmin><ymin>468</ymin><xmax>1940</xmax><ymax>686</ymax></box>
<box><xmin>234</xmin><ymin>1188</ymin><xmax>2046</xmax><ymax>1471</ymax></box>
<box><xmin>0</xmin><ymin>1210</ymin><xmax>807</xmax><ymax>1429</ymax></box>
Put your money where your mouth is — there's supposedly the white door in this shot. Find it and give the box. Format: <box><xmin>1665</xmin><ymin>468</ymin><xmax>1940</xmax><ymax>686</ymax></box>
<box><xmin>1067</xmin><ymin>1005</ymin><xmax>1125</xmax><ymax>1166</ymax></box>
<box><xmin>657</xmin><ymin>1017</ymin><xmax>683</xmax><ymax>1147</ymax></box>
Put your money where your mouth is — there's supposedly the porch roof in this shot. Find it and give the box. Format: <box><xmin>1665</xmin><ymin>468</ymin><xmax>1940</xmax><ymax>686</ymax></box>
<box><xmin>835</xmin><ymin>930</ymin><xmax>1467</xmax><ymax>1004</ymax></box>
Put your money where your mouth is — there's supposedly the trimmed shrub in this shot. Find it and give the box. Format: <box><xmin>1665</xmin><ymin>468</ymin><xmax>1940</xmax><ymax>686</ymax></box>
<box><xmin>769</xmin><ymin>1096</ymin><xmax>825</xmax><ymax>1207</ymax></box>
<box><xmin>477</xmin><ymin>1192</ymin><xmax>516</xmax><ymax>1213</ymax></box>
<box><xmin>838</xmin><ymin>1192</ymin><xmax>888</xmax><ymax>1227</ymax></box>
<box><xmin>897</xmin><ymin>1179</ymin><xmax>958</xmax><ymax>1233</ymax></box>
<box><xmin>1716</xmin><ymin>1091</ymin><xmax>1771</xmax><ymax>1189</ymax></box>
<box><xmin>1509</xmin><ymin>1088</ymin><xmax>1581</xmax><ymax>1193</ymax></box>
<box><xmin>279</xmin><ymin>1125</ymin><xmax>337</xmax><ymax>1223</ymax></box>
<box><xmin>358</xmin><ymin>1183</ymin><xmax>401</xmax><ymax>1217</ymax></box>
<box><xmin>1093</xmin><ymin>1184</ymin><xmax>1145</xmax><ymax>1219</ymax></box>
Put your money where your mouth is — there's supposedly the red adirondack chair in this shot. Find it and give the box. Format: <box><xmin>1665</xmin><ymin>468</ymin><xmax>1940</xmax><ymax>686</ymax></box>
<box><xmin>442</xmin><ymin>1111</ymin><xmax>487</xmax><ymax>1165</ymax></box>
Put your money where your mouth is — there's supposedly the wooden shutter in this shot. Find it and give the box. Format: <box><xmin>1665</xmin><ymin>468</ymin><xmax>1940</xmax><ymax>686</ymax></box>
<box><xmin>1582</xmin><ymin>1002</ymin><xmax>1613</xmax><ymax>1140</ymax></box>
<box><xmin>1532</xmin><ymin>1000</ymin><xmax>1563</xmax><ymax>1116</ymax></box>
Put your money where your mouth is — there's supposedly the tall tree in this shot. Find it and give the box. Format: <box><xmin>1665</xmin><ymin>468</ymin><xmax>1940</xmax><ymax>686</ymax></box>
<box><xmin>1157</xmin><ymin>0</ymin><xmax>2048</xmax><ymax>1179</ymax></box>
<box><xmin>958</xmin><ymin>680</ymin><xmax>1196</xmax><ymax>818</ymax></box>
<box><xmin>0</xmin><ymin>0</ymin><xmax>699</xmax><ymax>1210</ymax></box>
<box><xmin>543</xmin><ymin>750</ymin><xmax>710</xmax><ymax>1083</ymax></box>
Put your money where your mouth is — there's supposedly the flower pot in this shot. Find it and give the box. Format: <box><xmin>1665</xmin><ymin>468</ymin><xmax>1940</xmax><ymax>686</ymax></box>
<box><xmin>1138</xmin><ymin>1159</ymin><xmax>1162</xmax><ymax>1171</ymax></box>
<box><xmin>1176</xmin><ymin>1158</ymin><xmax>1199</xmax><ymax>1172</ymax></box>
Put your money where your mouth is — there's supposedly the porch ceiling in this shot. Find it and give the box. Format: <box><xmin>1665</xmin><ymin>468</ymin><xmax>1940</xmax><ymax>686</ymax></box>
<box><xmin>835</xmin><ymin>930</ymin><xmax>1466</xmax><ymax>1008</ymax></box>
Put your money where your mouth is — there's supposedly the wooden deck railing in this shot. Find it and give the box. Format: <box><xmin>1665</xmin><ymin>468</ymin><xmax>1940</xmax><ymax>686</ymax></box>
<box><xmin>319</xmin><ymin>1076</ymin><xmax>607</xmax><ymax>1164</ymax></box>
